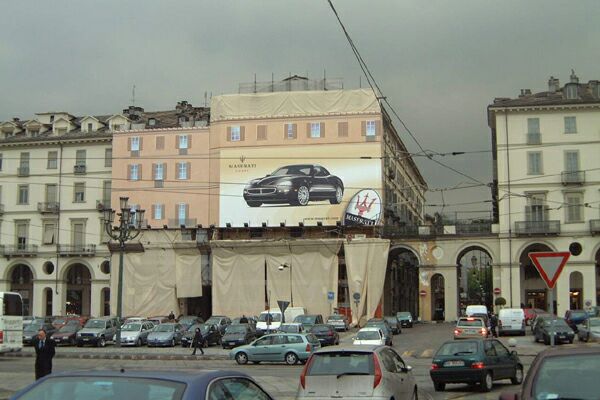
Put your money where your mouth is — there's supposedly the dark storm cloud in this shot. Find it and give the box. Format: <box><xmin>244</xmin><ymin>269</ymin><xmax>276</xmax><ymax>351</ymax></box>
<box><xmin>1</xmin><ymin>0</ymin><xmax>597</xmax><ymax>213</ymax></box>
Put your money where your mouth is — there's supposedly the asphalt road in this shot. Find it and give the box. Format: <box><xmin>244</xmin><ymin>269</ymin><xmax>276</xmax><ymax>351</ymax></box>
<box><xmin>1</xmin><ymin>323</ymin><xmax>591</xmax><ymax>400</ymax></box>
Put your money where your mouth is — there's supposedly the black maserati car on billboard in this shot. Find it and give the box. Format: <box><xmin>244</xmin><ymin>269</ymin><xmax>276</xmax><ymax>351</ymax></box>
<box><xmin>243</xmin><ymin>164</ymin><xmax>344</xmax><ymax>207</ymax></box>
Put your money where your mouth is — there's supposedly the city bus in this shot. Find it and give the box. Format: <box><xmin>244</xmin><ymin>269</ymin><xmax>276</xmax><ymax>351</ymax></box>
<box><xmin>0</xmin><ymin>292</ymin><xmax>23</xmax><ymax>353</ymax></box>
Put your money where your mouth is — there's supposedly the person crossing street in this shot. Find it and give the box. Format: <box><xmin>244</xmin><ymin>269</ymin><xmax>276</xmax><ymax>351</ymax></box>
<box><xmin>191</xmin><ymin>327</ymin><xmax>204</xmax><ymax>356</ymax></box>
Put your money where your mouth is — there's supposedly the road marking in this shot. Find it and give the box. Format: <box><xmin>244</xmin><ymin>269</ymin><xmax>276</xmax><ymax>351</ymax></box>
<box><xmin>402</xmin><ymin>350</ymin><xmax>415</xmax><ymax>357</ymax></box>
<box><xmin>420</xmin><ymin>349</ymin><xmax>434</xmax><ymax>358</ymax></box>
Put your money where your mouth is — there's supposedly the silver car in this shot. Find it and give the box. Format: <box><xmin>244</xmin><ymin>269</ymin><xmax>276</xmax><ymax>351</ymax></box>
<box><xmin>297</xmin><ymin>345</ymin><xmax>418</xmax><ymax>400</ymax></box>
<box><xmin>147</xmin><ymin>323</ymin><xmax>184</xmax><ymax>347</ymax></box>
<box><xmin>577</xmin><ymin>317</ymin><xmax>600</xmax><ymax>342</ymax></box>
<box><xmin>120</xmin><ymin>321</ymin><xmax>155</xmax><ymax>346</ymax></box>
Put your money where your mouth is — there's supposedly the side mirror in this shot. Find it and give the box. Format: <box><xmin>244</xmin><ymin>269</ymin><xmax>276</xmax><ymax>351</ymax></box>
<box><xmin>510</xmin><ymin>350</ymin><xmax>518</xmax><ymax>356</ymax></box>
<box><xmin>402</xmin><ymin>366</ymin><xmax>413</xmax><ymax>373</ymax></box>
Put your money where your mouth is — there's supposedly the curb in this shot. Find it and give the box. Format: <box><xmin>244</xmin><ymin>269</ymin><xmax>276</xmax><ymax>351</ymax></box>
<box><xmin>1</xmin><ymin>351</ymin><xmax>229</xmax><ymax>361</ymax></box>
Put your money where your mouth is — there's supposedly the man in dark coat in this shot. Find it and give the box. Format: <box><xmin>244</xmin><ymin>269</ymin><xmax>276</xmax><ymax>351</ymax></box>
<box><xmin>239</xmin><ymin>315</ymin><xmax>248</xmax><ymax>324</ymax></box>
<box><xmin>489</xmin><ymin>312</ymin><xmax>499</xmax><ymax>338</ymax></box>
<box><xmin>33</xmin><ymin>329</ymin><xmax>56</xmax><ymax>380</ymax></box>
<box><xmin>191</xmin><ymin>327</ymin><xmax>204</xmax><ymax>355</ymax></box>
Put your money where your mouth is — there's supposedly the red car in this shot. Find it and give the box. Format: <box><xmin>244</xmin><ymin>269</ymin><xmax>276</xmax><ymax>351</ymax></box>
<box><xmin>523</xmin><ymin>308</ymin><xmax>545</xmax><ymax>326</ymax></box>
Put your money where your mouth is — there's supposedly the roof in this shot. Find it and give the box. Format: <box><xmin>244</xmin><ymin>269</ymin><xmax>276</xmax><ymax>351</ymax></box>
<box><xmin>314</xmin><ymin>344</ymin><xmax>383</xmax><ymax>353</ymax></box>
<box><xmin>46</xmin><ymin>369</ymin><xmax>252</xmax><ymax>385</ymax></box>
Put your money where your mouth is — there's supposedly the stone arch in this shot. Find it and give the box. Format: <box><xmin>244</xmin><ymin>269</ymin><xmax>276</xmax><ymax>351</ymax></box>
<box><xmin>515</xmin><ymin>240</ymin><xmax>557</xmax><ymax>260</ymax></box>
<box><xmin>455</xmin><ymin>242</ymin><xmax>497</xmax><ymax>264</ymax></box>
<box><xmin>62</xmin><ymin>261</ymin><xmax>93</xmax><ymax>316</ymax></box>
<box><xmin>7</xmin><ymin>262</ymin><xmax>35</xmax><ymax>316</ymax></box>
<box><xmin>384</xmin><ymin>245</ymin><xmax>420</xmax><ymax>319</ymax></box>
<box><xmin>4</xmin><ymin>260</ymin><xmax>37</xmax><ymax>281</ymax></box>
<box><xmin>519</xmin><ymin>242</ymin><xmax>554</xmax><ymax>312</ymax></box>
<box><xmin>431</xmin><ymin>273</ymin><xmax>445</xmax><ymax>321</ymax></box>
<box><xmin>569</xmin><ymin>271</ymin><xmax>583</xmax><ymax>310</ymax></box>
<box><xmin>456</xmin><ymin>245</ymin><xmax>494</xmax><ymax>314</ymax></box>
<box><xmin>389</xmin><ymin>245</ymin><xmax>422</xmax><ymax>265</ymax></box>
<box><xmin>61</xmin><ymin>259</ymin><xmax>95</xmax><ymax>281</ymax></box>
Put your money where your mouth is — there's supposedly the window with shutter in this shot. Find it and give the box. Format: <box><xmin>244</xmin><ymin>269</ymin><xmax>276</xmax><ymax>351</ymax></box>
<box><xmin>564</xmin><ymin>116</ymin><xmax>577</xmax><ymax>134</ymax></box>
<box><xmin>230</xmin><ymin>126</ymin><xmax>241</xmax><ymax>141</ymax></box>
<box><xmin>43</xmin><ymin>223</ymin><xmax>55</xmax><ymax>245</ymax></box>
<box><xmin>257</xmin><ymin>125</ymin><xmax>267</xmax><ymax>140</ymax></box>
<box><xmin>366</xmin><ymin>120</ymin><xmax>377</xmax><ymax>136</ymax></box>
<box><xmin>156</xmin><ymin>136</ymin><xmax>165</xmax><ymax>150</ymax></box>
<box><xmin>527</xmin><ymin>152</ymin><xmax>542</xmax><ymax>175</ymax></box>
<box><xmin>338</xmin><ymin>122</ymin><xmax>348</xmax><ymax>137</ymax></box>
<box><xmin>527</xmin><ymin>118</ymin><xmax>540</xmax><ymax>134</ymax></box>
<box><xmin>131</xmin><ymin>137</ymin><xmax>140</xmax><ymax>151</ymax></box>
<box><xmin>565</xmin><ymin>193</ymin><xmax>583</xmax><ymax>222</ymax></box>
<box><xmin>309</xmin><ymin>122</ymin><xmax>321</xmax><ymax>138</ymax></box>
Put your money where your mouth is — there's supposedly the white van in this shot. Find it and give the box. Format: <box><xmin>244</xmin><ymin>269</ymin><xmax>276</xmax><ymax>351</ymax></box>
<box><xmin>465</xmin><ymin>305</ymin><xmax>488</xmax><ymax>317</ymax></box>
<box><xmin>0</xmin><ymin>292</ymin><xmax>23</xmax><ymax>354</ymax></box>
<box><xmin>284</xmin><ymin>307</ymin><xmax>306</xmax><ymax>324</ymax></box>
<box><xmin>256</xmin><ymin>309</ymin><xmax>283</xmax><ymax>333</ymax></box>
<box><xmin>498</xmin><ymin>308</ymin><xmax>526</xmax><ymax>336</ymax></box>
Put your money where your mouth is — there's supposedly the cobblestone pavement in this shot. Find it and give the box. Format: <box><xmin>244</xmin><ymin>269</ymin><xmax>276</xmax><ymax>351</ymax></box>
<box><xmin>2</xmin><ymin>323</ymin><xmax>596</xmax><ymax>399</ymax></box>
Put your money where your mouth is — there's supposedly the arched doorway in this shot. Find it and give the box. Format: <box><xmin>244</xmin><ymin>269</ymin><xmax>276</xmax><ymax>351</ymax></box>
<box><xmin>520</xmin><ymin>243</ymin><xmax>554</xmax><ymax>313</ymax></box>
<box><xmin>9</xmin><ymin>264</ymin><xmax>34</xmax><ymax>316</ymax></box>
<box><xmin>64</xmin><ymin>263</ymin><xmax>92</xmax><ymax>316</ymax></box>
<box><xmin>569</xmin><ymin>271</ymin><xmax>583</xmax><ymax>310</ymax></box>
<box><xmin>384</xmin><ymin>247</ymin><xmax>420</xmax><ymax>319</ymax></box>
<box><xmin>431</xmin><ymin>274</ymin><xmax>445</xmax><ymax>321</ymax></box>
<box><xmin>457</xmin><ymin>247</ymin><xmax>493</xmax><ymax>315</ymax></box>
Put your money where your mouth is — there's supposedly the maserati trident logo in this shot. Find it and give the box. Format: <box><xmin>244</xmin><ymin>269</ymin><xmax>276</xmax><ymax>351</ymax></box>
<box><xmin>343</xmin><ymin>189</ymin><xmax>382</xmax><ymax>226</ymax></box>
<box><xmin>228</xmin><ymin>154</ymin><xmax>256</xmax><ymax>171</ymax></box>
<box><xmin>239</xmin><ymin>155</ymin><xmax>246</xmax><ymax>163</ymax></box>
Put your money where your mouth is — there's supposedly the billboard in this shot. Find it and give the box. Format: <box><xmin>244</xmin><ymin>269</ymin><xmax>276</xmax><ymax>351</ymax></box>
<box><xmin>219</xmin><ymin>143</ymin><xmax>383</xmax><ymax>227</ymax></box>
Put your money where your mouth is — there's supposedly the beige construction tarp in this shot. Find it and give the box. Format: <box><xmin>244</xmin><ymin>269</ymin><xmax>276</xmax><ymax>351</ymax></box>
<box><xmin>211</xmin><ymin>89</ymin><xmax>380</xmax><ymax>122</ymax></box>
<box><xmin>175</xmin><ymin>248</ymin><xmax>204</xmax><ymax>298</ymax></box>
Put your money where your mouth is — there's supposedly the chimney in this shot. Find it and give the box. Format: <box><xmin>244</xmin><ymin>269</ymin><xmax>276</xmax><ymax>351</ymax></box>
<box><xmin>570</xmin><ymin>69</ymin><xmax>579</xmax><ymax>83</ymax></box>
<box><xmin>548</xmin><ymin>76</ymin><xmax>560</xmax><ymax>92</ymax></box>
<box><xmin>12</xmin><ymin>117</ymin><xmax>20</xmax><ymax>122</ymax></box>
<box><xmin>519</xmin><ymin>89</ymin><xmax>531</xmax><ymax>97</ymax></box>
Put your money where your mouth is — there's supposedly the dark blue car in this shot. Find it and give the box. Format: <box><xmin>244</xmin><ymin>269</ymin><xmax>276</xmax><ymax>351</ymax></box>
<box><xmin>10</xmin><ymin>370</ymin><xmax>274</xmax><ymax>400</ymax></box>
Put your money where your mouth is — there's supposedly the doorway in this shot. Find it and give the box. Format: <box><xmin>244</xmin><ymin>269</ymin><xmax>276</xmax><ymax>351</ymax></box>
<box><xmin>431</xmin><ymin>274</ymin><xmax>445</xmax><ymax>321</ymax></box>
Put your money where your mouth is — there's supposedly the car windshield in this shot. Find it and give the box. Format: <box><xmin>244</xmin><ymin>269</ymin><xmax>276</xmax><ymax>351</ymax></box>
<box><xmin>15</xmin><ymin>376</ymin><xmax>186</xmax><ymax>400</ymax></box>
<box><xmin>543</xmin><ymin>320</ymin><xmax>569</xmax><ymax>328</ymax></box>
<box><xmin>327</xmin><ymin>315</ymin><xmax>343</xmax><ymax>321</ymax></box>
<box><xmin>271</xmin><ymin>165</ymin><xmax>312</xmax><ymax>176</ymax></box>
<box><xmin>365</xmin><ymin>321</ymin><xmax>385</xmax><ymax>329</ymax></box>
<box><xmin>436</xmin><ymin>341</ymin><xmax>478</xmax><ymax>356</ymax></box>
<box><xmin>588</xmin><ymin>318</ymin><xmax>600</xmax><ymax>327</ymax></box>
<box><xmin>279</xmin><ymin>325</ymin><xmax>299</xmax><ymax>333</ymax></box>
<box><xmin>457</xmin><ymin>318</ymin><xmax>484</xmax><ymax>327</ymax></box>
<box><xmin>356</xmin><ymin>330</ymin><xmax>380</xmax><ymax>340</ymax></box>
<box><xmin>154</xmin><ymin>324</ymin><xmax>175</xmax><ymax>332</ymax></box>
<box><xmin>205</xmin><ymin>317</ymin><xmax>222</xmax><ymax>325</ymax></box>
<box><xmin>384</xmin><ymin>317</ymin><xmax>396</xmax><ymax>323</ymax></box>
<box><xmin>310</xmin><ymin>325</ymin><xmax>331</xmax><ymax>333</ymax></box>
<box><xmin>307</xmin><ymin>352</ymin><xmax>374</xmax><ymax>376</ymax></box>
<box><xmin>187</xmin><ymin>324</ymin><xmax>203</xmax><ymax>333</ymax></box>
<box><xmin>570</xmin><ymin>311</ymin><xmax>587</xmax><ymax>318</ymax></box>
<box><xmin>58</xmin><ymin>324</ymin><xmax>79</xmax><ymax>333</ymax></box>
<box><xmin>53</xmin><ymin>319</ymin><xmax>66</xmax><ymax>325</ymax></box>
<box><xmin>397</xmin><ymin>312</ymin><xmax>411</xmax><ymax>318</ymax></box>
<box><xmin>533</xmin><ymin>354</ymin><xmax>600</xmax><ymax>400</ymax></box>
<box><xmin>122</xmin><ymin>323</ymin><xmax>141</xmax><ymax>332</ymax></box>
<box><xmin>84</xmin><ymin>320</ymin><xmax>106</xmax><ymax>329</ymax></box>
<box><xmin>225</xmin><ymin>325</ymin><xmax>247</xmax><ymax>334</ymax></box>
<box><xmin>259</xmin><ymin>313</ymin><xmax>282</xmax><ymax>322</ymax></box>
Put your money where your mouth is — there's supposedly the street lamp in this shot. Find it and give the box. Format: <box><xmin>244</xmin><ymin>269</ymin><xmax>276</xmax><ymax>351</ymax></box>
<box><xmin>102</xmin><ymin>196</ymin><xmax>145</xmax><ymax>347</ymax></box>
<box><xmin>278</xmin><ymin>263</ymin><xmax>293</xmax><ymax>307</ymax></box>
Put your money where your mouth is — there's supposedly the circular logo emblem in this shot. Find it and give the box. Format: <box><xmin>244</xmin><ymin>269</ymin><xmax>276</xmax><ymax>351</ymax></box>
<box><xmin>343</xmin><ymin>189</ymin><xmax>382</xmax><ymax>226</ymax></box>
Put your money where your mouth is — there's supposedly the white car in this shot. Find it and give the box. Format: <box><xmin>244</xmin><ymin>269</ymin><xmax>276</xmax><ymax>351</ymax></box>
<box><xmin>298</xmin><ymin>345</ymin><xmax>418</xmax><ymax>399</ymax></box>
<box><xmin>353</xmin><ymin>327</ymin><xmax>386</xmax><ymax>346</ymax></box>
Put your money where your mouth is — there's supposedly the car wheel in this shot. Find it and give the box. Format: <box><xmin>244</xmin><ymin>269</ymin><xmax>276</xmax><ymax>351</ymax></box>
<box><xmin>136</xmin><ymin>338</ymin><xmax>142</xmax><ymax>347</ymax></box>
<box><xmin>433</xmin><ymin>382</ymin><xmax>445</xmax><ymax>392</ymax></box>
<box><xmin>171</xmin><ymin>339</ymin><xmax>175</xmax><ymax>347</ymax></box>
<box><xmin>480</xmin><ymin>372</ymin><xmax>493</xmax><ymax>392</ymax></box>
<box><xmin>285</xmin><ymin>352</ymin><xmax>299</xmax><ymax>365</ymax></box>
<box><xmin>98</xmin><ymin>337</ymin><xmax>106</xmax><ymax>348</ymax></box>
<box><xmin>70</xmin><ymin>338</ymin><xmax>76</xmax><ymax>346</ymax></box>
<box><xmin>235</xmin><ymin>352</ymin><xmax>248</xmax><ymax>365</ymax></box>
<box><xmin>329</xmin><ymin>186</ymin><xmax>343</xmax><ymax>204</ymax></box>
<box><xmin>294</xmin><ymin>185</ymin><xmax>310</xmax><ymax>206</ymax></box>
<box><xmin>246</xmin><ymin>201</ymin><xmax>262</xmax><ymax>207</ymax></box>
<box><xmin>511</xmin><ymin>365</ymin><xmax>523</xmax><ymax>385</ymax></box>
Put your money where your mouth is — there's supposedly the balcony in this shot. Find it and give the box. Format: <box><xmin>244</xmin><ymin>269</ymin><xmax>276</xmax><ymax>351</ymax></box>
<box><xmin>382</xmin><ymin>225</ymin><xmax>419</xmax><ymax>238</ymax></box>
<box><xmin>515</xmin><ymin>220</ymin><xmax>561</xmax><ymax>236</ymax></box>
<box><xmin>561</xmin><ymin>170</ymin><xmax>585</xmax><ymax>185</ymax></box>
<box><xmin>526</xmin><ymin>132</ymin><xmax>541</xmax><ymax>145</ymax></box>
<box><xmin>57</xmin><ymin>244</ymin><xmax>96</xmax><ymax>256</ymax></box>
<box><xmin>96</xmin><ymin>199</ymin><xmax>111</xmax><ymax>211</ymax></box>
<box><xmin>590</xmin><ymin>220</ymin><xmax>600</xmax><ymax>235</ymax></box>
<box><xmin>168</xmin><ymin>218</ymin><xmax>198</xmax><ymax>228</ymax></box>
<box><xmin>17</xmin><ymin>166</ymin><xmax>30</xmax><ymax>177</ymax></box>
<box><xmin>455</xmin><ymin>220</ymin><xmax>493</xmax><ymax>235</ymax></box>
<box><xmin>38</xmin><ymin>202</ymin><xmax>59</xmax><ymax>213</ymax></box>
<box><xmin>74</xmin><ymin>164</ymin><xmax>86</xmax><ymax>174</ymax></box>
<box><xmin>1</xmin><ymin>244</ymin><xmax>39</xmax><ymax>257</ymax></box>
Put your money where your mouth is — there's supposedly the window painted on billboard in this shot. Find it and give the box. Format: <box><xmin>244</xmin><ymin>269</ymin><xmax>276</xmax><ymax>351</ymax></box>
<box><xmin>272</xmin><ymin>165</ymin><xmax>312</xmax><ymax>176</ymax></box>
<box><xmin>131</xmin><ymin>136</ymin><xmax>140</xmax><ymax>151</ymax></box>
<box><xmin>366</xmin><ymin>120</ymin><xmax>377</xmax><ymax>136</ymax></box>
<box><xmin>310</xmin><ymin>123</ymin><xmax>321</xmax><ymax>138</ymax></box>
<box><xmin>178</xmin><ymin>135</ymin><xmax>188</xmax><ymax>149</ymax></box>
<box><xmin>231</xmin><ymin>126</ymin><xmax>241</xmax><ymax>141</ymax></box>
<box><xmin>177</xmin><ymin>162</ymin><xmax>188</xmax><ymax>179</ymax></box>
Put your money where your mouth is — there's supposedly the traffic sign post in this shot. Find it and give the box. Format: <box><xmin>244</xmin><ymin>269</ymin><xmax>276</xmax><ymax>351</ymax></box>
<box><xmin>352</xmin><ymin>292</ymin><xmax>361</xmax><ymax>327</ymax></box>
<box><xmin>528</xmin><ymin>251</ymin><xmax>571</xmax><ymax>347</ymax></box>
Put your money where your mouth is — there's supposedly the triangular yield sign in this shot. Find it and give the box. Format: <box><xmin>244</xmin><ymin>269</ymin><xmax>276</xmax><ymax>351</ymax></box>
<box><xmin>528</xmin><ymin>252</ymin><xmax>570</xmax><ymax>289</ymax></box>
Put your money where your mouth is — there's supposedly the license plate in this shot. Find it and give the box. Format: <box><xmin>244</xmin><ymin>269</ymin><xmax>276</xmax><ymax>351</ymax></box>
<box><xmin>466</xmin><ymin>329</ymin><xmax>476</xmax><ymax>334</ymax></box>
<box><xmin>444</xmin><ymin>360</ymin><xmax>465</xmax><ymax>367</ymax></box>
<box><xmin>229</xmin><ymin>342</ymin><xmax>236</xmax><ymax>345</ymax></box>
<box><xmin>83</xmin><ymin>338</ymin><xmax>90</xmax><ymax>341</ymax></box>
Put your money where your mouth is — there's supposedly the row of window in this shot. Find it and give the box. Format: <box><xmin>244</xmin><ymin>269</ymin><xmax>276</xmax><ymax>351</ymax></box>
<box><xmin>526</xmin><ymin>150</ymin><xmax>580</xmax><ymax>175</ymax></box>
<box><xmin>10</xmin><ymin>219</ymin><xmax>90</xmax><ymax>247</ymax></box>
<box><xmin>2</xmin><ymin>181</ymin><xmax>111</xmax><ymax>206</ymax></box>
<box><xmin>150</xmin><ymin>203</ymin><xmax>189</xmax><ymax>221</ymax></box>
<box><xmin>129</xmin><ymin>134</ymin><xmax>190</xmax><ymax>153</ymax></box>
<box><xmin>526</xmin><ymin>116</ymin><xmax>578</xmax><ymax>136</ymax></box>
<box><xmin>0</xmin><ymin>149</ymin><xmax>112</xmax><ymax>172</ymax></box>
<box><xmin>525</xmin><ymin>192</ymin><xmax>586</xmax><ymax>223</ymax></box>
<box><xmin>127</xmin><ymin>162</ymin><xmax>191</xmax><ymax>181</ymax></box>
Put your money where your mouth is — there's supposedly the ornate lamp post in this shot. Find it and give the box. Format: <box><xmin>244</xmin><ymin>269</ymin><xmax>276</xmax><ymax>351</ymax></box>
<box><xmin>102</xmin><ymin>196</ymin><xmax>145</xmax><ymax>347</ymax></box>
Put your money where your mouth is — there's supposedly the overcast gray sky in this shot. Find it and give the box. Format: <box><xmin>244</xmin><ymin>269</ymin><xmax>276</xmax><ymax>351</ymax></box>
<box><xmin>1</xmin><ymin>0</ymin><xmax>598</xmax><ymax>218</ymax></box>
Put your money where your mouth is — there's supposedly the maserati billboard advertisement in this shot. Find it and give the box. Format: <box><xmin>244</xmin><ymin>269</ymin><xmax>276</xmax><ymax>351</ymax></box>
<box><xmin>219</xmin><ymin>143</ymin><xmax>383</xmax><ymax>227</ymax></box>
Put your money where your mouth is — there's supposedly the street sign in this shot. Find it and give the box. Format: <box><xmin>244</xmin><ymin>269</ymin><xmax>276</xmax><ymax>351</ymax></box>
<box><xmin>528</xmin><ymin>252</ymin><xmax>570</xmax><ymax>289</ymax></box>
<box><xmin>419</xmin><ymin>290</ymin><xmax>427</xmax><ymax>297</ymax></box>
<box><xmin>277</xmin><ymin>300</ymin><xmax>290</xmax><ymax>315</ymax></box>
<box><xmin>327</xmin><ymin>291</ymin><xmax>335</xmax><ymax>302</ymax></box>
<box><xmin>493</xmin><ymin>288</ymin><xmax>501</xmax><ymax>295</ymax></box>
<box><xmin>352</xmin><ymin>292</ymin><xmax>361</xmax><ymax>301</ymax></box>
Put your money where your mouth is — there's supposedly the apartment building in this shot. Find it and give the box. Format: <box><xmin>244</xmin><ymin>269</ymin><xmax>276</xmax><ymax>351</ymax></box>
<box><xmin>0</xmin><ymin>111</ymin><xmax>119</xmax><ymax>316</ymax></box>
<box><xmin>489</xmin><ymin>72</ymin><xmax>600</xmax><ymax>315</ymax></box>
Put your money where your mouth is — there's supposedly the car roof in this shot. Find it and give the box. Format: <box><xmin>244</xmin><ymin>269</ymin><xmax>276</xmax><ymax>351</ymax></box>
<box><xmin>358</xmin><ymin>327</ymin><xmax>381</xmax><ymax>331</ymax></box>
<box><xmin>535</xmin><ymin>346</ymin><xmax>600</xmax><ymax>359</ymax></box>
<box><xmin>46</xmin><ymin>369</ymin><xmax>253</xmax><ymax>385</ymax></box>
<box><xmin>314</xmin><ymin>344</ymin><xmax>383</xmax><ymax>353</ymax></box>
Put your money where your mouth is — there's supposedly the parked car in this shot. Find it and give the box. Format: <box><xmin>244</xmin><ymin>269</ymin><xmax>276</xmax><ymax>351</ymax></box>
<box><xmin>465</xmin><ymin>305</ymin><xmax>488</xmax><ymax>317</ymax></box>
<box><xmin>309</xmin><ymin>324</ymin><xmax>339</xmax><ymax>347</ymax></box>
<box><xmin>530</xmin><ymin>312</ymin><xmax>554</xmax><ymax>333</ymax></box>
<box><xmin>498</xmin><ymin>308</ymin><xmax>526</xmax><ymax>336</ymax></box>
<box><xmin>230</xmin><ymin>333</ymin><xmax>321</xmax><ymax>365</ymax></box>
<box><xmin>181</xmin><ymin>323</ymin><xmax>222</xmax><ymax>348</ymax></box>
<box><xmin>243</xmin><ymin>164</ymin><xmax>344</xmax><ymax>207</ymax></box>
<box><xmin>533</xmin><ymin>318</ymin><xmax>575</xmax><ymax>345</ymax></box>
<box><xmin>326</xmin><ymin>314</ymin><xmax>349</xmax><ymax>331</ymax></box>
<box><xmin>50</xmin><ymin>322</ymin><xmax>82</xmax><ymax>346</ymax></box>
<box><xmin>205</xmin><ymin>315</ymin><xmax>232</xmax><ymax>335</ymax></box>
<box><xmin>278</xmin><ymin>323</ymin><xmax>304</xmax><ymax>334</ymax></box>
<box><xmin>498</xmin><ymin>346</ymin><xmax>600</xmax><ymax>400</ymax></box>
<box><xmin>365</xmin><ymin>318</ymin><xmax>393</xmax><ymax>346</ymax></box>
<box><xmin>231</xmin><ymin>316</ymin><xmax>255</xmax><ymax>326</ymax></box>
<box><xmin>454</xmin><ymin>317</ymin><xmax>488</xmax><ymax>340</ymax></box>
<box><xmin>221</xmin><ymin>324</ymin><xmax>257</xmax><ymax>349</ymax></box>
<box><xmin>76</xmin><ymin>317</ymin><xmax>118</xmax><ymax>347</ymax></box>
<box><xmin>353</xmin><ymin>327</ymin><xmax>386</xmax><ymax>346</ymax></box>
<box><xmin>396</xmin><ymin>311</ymin><xmax>414</xmax><ymax>328</ymax></box>
<box><xmin>523</xmin><ymin>308</ymin><xmax>545</xmax><ymax>326</ymax></box>
<box><xmin>298</xmin><ymin>345</ymin><xmax>417</xmax><ymax>399</ymax></box>
<box><xmin>178</xmin><ymin>315</ymin><xmax>204</xmax><ymax>330</ymax></box>
<box><xmin>384</xmin><ymin>315</ymin><xmax>402</xmax><ymax>335</ymax></box>
<box><xmin>124</xmin><ymin>316</ymin><xmax>146</xmax><ymax>324</ymax></box>
<box><xmin>564</xmin><ymin>309</ymin><xmax>589</xmax><ymax>331</ymax></box>
<box><xmin>23</xmin><ymin>322</ymin><xmax>56</xmax><ymax>346</ymax></box>
<box><xmin>293</xmin><ymin>314</ymin><xmax>324</xmax><ymax>330</ymax></box>
<box><xmin>430</xmin><ymin>339</ymin><xmax>523</xmax><ymax>392</ymax></box>
<box><xmin>147</xmin><ymin>316</ymin><xmax>170</xmax><ymax>325</ymax></box>
<box><xmin>577</xmin><ymin>317</ymin><xmax>600</xmax><ymax>342</ymax></box>
<box><xmin>10</xmin><ymin>369</ymin><xmax>275</xmax><ymax>400</ymax></box>
<box><xmin>120</xmin><ymin>321</ymin><xmax>155</xmax><ymax>346</ymax></box>
<box><xmin>51</xmin><ymin>316</ymin><xmax>84</xmax><ymax>330</ymax></box>
<box><xmin>147</xmin><ymin>323</ymin><xmax>184</xmax><ymax>347</ymax></box>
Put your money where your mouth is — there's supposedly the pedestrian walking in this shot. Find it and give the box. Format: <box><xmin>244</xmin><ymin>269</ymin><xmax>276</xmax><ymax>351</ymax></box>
<box><xmin>168</xmin><ymin>311</ymin><xmax>175</xmax><ymax>321</ymax></box>
<box><xmin>33</xmin><ymin>329</ymin><xmax>55</xmax><ymax>380</ymax></box>
<box><xmin>489</xmin><ymin>312</ymin><xmax>498</xmax><ymax>338</ymax></box>
<box><xmin>191</xmin><ymin>328</ymin><xmax>204</xmax><ymax>355</ymax></box>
